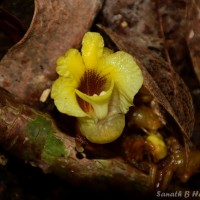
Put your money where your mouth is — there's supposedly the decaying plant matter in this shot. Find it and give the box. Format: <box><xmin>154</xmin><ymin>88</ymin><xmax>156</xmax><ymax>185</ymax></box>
<box><xmin>0</xmin><ymin>0</ymin><xmax>200</xmax><ymax>198</ymax></box>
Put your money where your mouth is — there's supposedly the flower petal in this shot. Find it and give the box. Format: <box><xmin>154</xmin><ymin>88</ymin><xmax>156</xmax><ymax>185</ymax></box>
<box><xmin>98</xmin><ymin>51</ymin><xmax>143</xmax><ymax>113</ymax></box>
<box><xmin>77</xmin><ymin>113</ymin><xmax>125</xmax><ymax>144</ymax></box>
<box><xmin>51</xmin><ymin>77</ymin><xmax>88</xmax><ymax>117</ymax></box>
<box><xmin>81</xmin><ymin>32</ymin><xmax>104</xmax><ymax>69</ymax></box>
<box><xmin>147</xmin><ymin>133</ymin><xmax>167</xmax><ymax>160</ymax></box>
<box><xmin>75</xmin><ymin>80</ymin><xmax>114</xmax><ymax>119</ymax></box>
<box><xmin>102</xmin><ymin>47</ymin><xmax>113</xmax><ymax>57</ymax></box>
<box><xmin>56</xmin><ymin>49</ymin><xmax>85</xmax><ymax>82</ymax></box>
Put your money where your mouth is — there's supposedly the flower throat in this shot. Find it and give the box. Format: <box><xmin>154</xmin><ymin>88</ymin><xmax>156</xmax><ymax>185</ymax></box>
<box><xmin>77</xmin><ymin>69</ymin><xmax>107</xmax><ymax>113</ymax></box>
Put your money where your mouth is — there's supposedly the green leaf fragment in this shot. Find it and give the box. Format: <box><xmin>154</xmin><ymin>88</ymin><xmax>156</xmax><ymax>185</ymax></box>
<box><xmin>42</xmin><ymin>134</ymin><xmax>66</xmax><ymax>164</ymax></box>
<box><xmin>26</xmin><ymin>115</ymin><xmax>66</xmax><ymax>164</ymax></box>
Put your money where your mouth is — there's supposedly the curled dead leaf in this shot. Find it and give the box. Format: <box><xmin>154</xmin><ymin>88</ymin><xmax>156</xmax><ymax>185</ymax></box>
<box><xmin>0</xmin><ymin>0</ymin><xmax>104</xmax><ymax>107</ymax></box>
<box><xmin>98</xmin><ymin>26</ymin><xmax>195</xmax><ymax>145</ymax></box>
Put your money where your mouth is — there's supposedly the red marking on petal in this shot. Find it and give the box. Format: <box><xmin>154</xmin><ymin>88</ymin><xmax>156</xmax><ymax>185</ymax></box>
<box><xmin>76</xmin><ymin>69</ymin><xmax>108</xmax><ymax>113</ymax></box>
<box><xmin>78</xmin><ymin>70</ymin><xmax>107</xmax><ymax>96</ymax></box>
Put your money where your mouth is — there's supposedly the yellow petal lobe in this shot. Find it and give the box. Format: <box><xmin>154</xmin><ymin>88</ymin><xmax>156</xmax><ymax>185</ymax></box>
<box><xmin>99</xmin><ymin>51</ymin><xmax>143</xmax><ymax>113</ymax></box>
<box><xmin>56</xmin><ymin>49</ymin><xmax>85</xmax><ymax>82</ymax></box>
<box><xmin>102</xmin><ymin>47</ymin><xmax>113</xmax><ymax>57</ymax></box>
<box><xmin>147</xmin><ymin>134</ymin><xmax>167</xmax><ymax>160</ymax></box>
<box><xmin>51</xmin><ymin>77</ymin><xmax>87</xmax><ymax>117</ymax></box>
<box><xmin>81</xmin><ymin>32</ymin><xmax>104</xmax><ymax>69</ymax></box>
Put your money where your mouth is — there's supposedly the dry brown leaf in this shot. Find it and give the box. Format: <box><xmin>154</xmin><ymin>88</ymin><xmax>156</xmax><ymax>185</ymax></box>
<box><xmin>97</xmin><ymin>0</ymin><xmax>194</xmax><ymax>147</ymax></box>
<box><xmin>98</xmin><ymin>26</ymin><xmax>194</xmax><ymax>143</ymax></box>
<box><xmin>0</xmin><ymin>0</ymin><xmax>104</xmax><ymax>107</ymax></box>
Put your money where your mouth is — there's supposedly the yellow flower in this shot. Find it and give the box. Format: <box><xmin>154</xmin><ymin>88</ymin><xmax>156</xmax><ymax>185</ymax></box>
<box><xmin>51</xmin><ymin>32</ymin><xmax>143</xmax><ymax>144</ymax></box>
<box><xmin>147</xmin><ymin>133</ymin><xmax>167</xmax><ymax>160</ymax></box>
